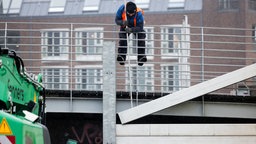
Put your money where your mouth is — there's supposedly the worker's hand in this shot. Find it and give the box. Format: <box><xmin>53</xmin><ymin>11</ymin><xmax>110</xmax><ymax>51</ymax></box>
<box><xmin>122</xmin><ymin>20</ymin><xmax>128</xmax><ymax>26</ymax></box>
<box><xmin>125</xmin><ymin>28</ymin><xmax>132</xmax><ymax>33</ymax></box>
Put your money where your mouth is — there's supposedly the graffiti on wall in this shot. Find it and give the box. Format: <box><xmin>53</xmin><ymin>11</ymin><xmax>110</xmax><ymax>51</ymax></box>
<box><xmin>47</xmin><ymin>114</ymin><xmax>103</xmax><ymax>144</ymax></box>
<box><xmin>70</xmin><ymin>123</ymin><xmax>102</xmax><ymax>144</ymax></box>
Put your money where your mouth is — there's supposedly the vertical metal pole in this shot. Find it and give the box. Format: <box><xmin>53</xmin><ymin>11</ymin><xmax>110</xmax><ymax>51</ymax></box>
<box><xmin>201</xmin><ymin>26</ymin><xmax>205</xmax><ymax>116</ymax></box>
<box><xmin>200</xmin><ymin>0</ymin><xmax>205</xmax><ymax>82</ymax></box>
<box><xmin>4</xmin><ymin>22</ymin><xmax>7</xmax><ymax>48</ymax></box>
<box><xmin>200</xmin><ymin>2</ymin><xmax>205</xmax><ymax>116</ymax></box>
<box><xmin>127</xmin><ymin>34</ymin><xmax>133</xmax><ymax>108</ymax></box>
<box><xmin>70</xmin><ymin>23</ymin><xmax>73</xmax><ymax>112</ymax></box>
<box><xmin>103</xmin><ymin>41</ymin><xmax>116</xmax><ymax>144</ymax></box>
<box><xmin>201</xmin><ymin>27</ymin><xmax>205</xmax><ymax>82</ymax></box>
<box><xmin>136</xmin><ymin>34</ymin><xmax>138</xmax><ymax>106</ymax></box>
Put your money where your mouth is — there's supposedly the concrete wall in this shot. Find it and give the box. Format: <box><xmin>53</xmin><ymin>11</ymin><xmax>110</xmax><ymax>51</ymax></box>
<box><xmin>116</xmin><ymin>124</ymin><xmax>256</xmax><ymax>144</ymax></box>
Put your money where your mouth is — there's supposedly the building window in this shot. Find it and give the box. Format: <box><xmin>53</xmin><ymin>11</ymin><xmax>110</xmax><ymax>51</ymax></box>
<box><xmin>49</xmin><ymin>0</ymin><xmax>67</xmax><ymax>13</ymax></box>
<box><xmin>145</xmin><ymin>27</ymin><xmax>154</xmax><ymax>56</ymax></box>
<box><xmin>134</xmin><ymin>0</ymin><xmax>150</xmax><ymax>9</ymax></box>
<box><xmin>161</xmin><ymin>26</ymin><xmax>182</xmax><ymax>55</ymax></box>
<box><xmin>42</xmin><ymin>68</ymin><xmax>69</xmax><ymax>90</ymax></box>
<box><xmin>76</xmin><ymin>68</ymin><xmax>102</xmax><ymax>90</ymax></box>
<box><xmin>0</xmin><ymin>30</ymin><xmax>20</xmax><ymax>50</ymax></box>
<box><xmin>168</xmin><ymin>0</ymin><xmax>185</xmax><ymax>9</ymax></box>
<box><xmin>161</xmin><ymin>65</ymin><xmax>179</xmax><ymax>92</ymax></box>
<box><xmin>219</xmin><ymin>0</ymin><xmax>239</xmax><ymax>10</ymax></box>
<box><xmin>3</xmin><ymin>0</ymin><xmax>22</xmax><ymax>14</ymax></box>
<box><xmin>75</xmin><ymin>28</ymin><xmax>103</xmax><ymax>61</ymax></box>
<box><xmin>250</xmin><ymin>0</ymin><xmax>256</xmax><ymax>11</ymax></box>
<box><xmin>83</xmin><ymin>0</ymin><xmax>100</xmax><ymax>12</ymax></box>
<box><xmin>126</xmin><ymin>66</ymin><xmax>154</xmax><ymax>92</ymax></box>
<box><xmin>41</xmin><ymin>30</ymin><xmax>69</xmax><ymax>60</ymax></box>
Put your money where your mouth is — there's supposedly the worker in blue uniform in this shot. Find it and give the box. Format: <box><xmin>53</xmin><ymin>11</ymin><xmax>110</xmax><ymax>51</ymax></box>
<box><xmin>115</xmin><ymin>1</ymin><xmax>147</xmax><ymax>66</ymax></box>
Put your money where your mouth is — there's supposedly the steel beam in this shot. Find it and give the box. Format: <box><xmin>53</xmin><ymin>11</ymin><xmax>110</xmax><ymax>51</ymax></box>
<box><xmin>118</xmin><ymin>63</ymin><xmax>256</xmax><ymax>124</ymax></box>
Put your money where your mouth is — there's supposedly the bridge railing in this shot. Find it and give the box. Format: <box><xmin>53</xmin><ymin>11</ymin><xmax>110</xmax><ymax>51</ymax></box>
<box><xmin>0</xmin><ymin>21</ymin><xmax>255</xmax><ymax>97</ymax></box>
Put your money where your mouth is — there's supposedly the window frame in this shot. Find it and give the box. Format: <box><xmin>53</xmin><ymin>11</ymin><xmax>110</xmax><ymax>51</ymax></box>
<box><xmin>41</xmin><ymin>29</ymin><xmax>69</xmax><ymax>61</ymax></box>
<box><xmin>161</xmin><ymin>64</ymin><xmax>179</xmax><ymax>92</ymax></box>
<box><xmin>249</xmin><ymin>0</ymin><xmax>256</xmax><ymax>11</ymax></box>
<box><xmin>48</xmin><ymin>0</ymin><xmax>67</xmax><ymax>13</ymax></box>
<box><xmin>75</xmin><ymin>27</ymin><xmax>103</xmax><ymax>61</ymax></box>
<box><xmin>42</xmin><ymin>66</ymin><xmax>69</xmax><ymax>90</ymax></box>
<box><xmin>125</xmin><ymin>64</ymin><xmax>154</xmax><ymax>92</ymax></box>
<box><xmin>161</xmin><ymin>25</ymin><xmax>182</xmax><ymax>57</ymax></box>
<box><xmin>75</xmin><ymin>65</ymin><xmax>103</xmax><ymax>91</ymax></box>
<box><xmin>83</xmin><ymin>0</ymin><xmax>100</xmax><ymax>12</ymax></box>
<box><xmin>134</xmin><ymin>0</ymin><xmax>150</xmax><ymax>9</ymax></box>
<box><xmin>168</xmin><ymin>0</ymin><xmax>185</xmax><ymax>9</ymax></box>
<box><xmin>253</xmin><ymin>25</ymin><xmax>256</xmax><ymax>41</ymax></box>
<box><xmin>218</xmin><ymin>0</ymin><xmax>239</xmax><ymax>11</ymax></box>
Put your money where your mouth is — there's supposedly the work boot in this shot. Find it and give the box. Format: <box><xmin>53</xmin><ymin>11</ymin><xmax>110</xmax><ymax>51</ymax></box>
<box><xmin>117</xmin><ymin>55</ymin><xmax>126</xmax><ymax>65</ymax></box>
<box><xmin>138</xmin><ymin>55</ymin><xmax>147</xmax><ymax>66</ymax></box>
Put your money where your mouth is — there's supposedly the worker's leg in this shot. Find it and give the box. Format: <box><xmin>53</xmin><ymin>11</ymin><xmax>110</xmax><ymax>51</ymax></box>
<box><xmin>117</xmin><ymin>29</ymin><xmax>127</xmax><ymax>65</ymax></box>
<box><xmin>137</xmin><ymin>31</ymin><xmax>147</xmax><ymax>66</ymax></box>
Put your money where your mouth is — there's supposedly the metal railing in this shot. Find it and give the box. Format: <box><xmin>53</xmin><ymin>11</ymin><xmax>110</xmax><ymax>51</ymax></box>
<box><xmin>0</xmin><ymin>21</ymin><xmax>256</xmax><ymax>97</ymax></box>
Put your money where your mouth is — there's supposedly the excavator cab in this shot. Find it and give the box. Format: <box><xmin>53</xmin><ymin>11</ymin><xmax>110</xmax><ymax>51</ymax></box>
<box><xmin>0</xmin><ymin>46</ymin><xmax>50</xmax><ymax>144</ymax></box>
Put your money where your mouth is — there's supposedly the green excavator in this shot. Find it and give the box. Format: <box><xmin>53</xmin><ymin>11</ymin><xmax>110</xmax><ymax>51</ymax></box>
<box><xmin>0</xmin><ymin>47</ymin><xmax>51</xmax><ymax>144</ymax></box>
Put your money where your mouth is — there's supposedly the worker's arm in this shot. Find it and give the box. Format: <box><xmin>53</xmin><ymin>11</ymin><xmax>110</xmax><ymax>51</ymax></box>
<box><xmin>115</xmin><ymin>5</ymin><xmax>126</xmax><ymax>26</ymax></box>
<box><xmin>131</xmin><ymin>12</ymin><xmax>144</xmax><ymax>33</ymax></box>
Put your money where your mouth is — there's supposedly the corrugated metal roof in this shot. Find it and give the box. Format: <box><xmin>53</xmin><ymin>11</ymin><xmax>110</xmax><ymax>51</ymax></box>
<box><xmin>99</xmin><ymin>0</ymin><xmax>123</xmax><ymax>14</ymax></box>
<box><xmin>65</xmin><ymin>0</ymin><xmax>84</xmax><ymax>15</ymax></box>
<box><xmin>20</xmin><ymin>1</ymin><xmax>49</xmax><ymax>16</ymax></box>
<box><xmin>185</xmin><ymin>0</ymin><xmax>202</xmax><ymax>11</ymax></box>
<box><xmin>14</xmin><ymin>0</ymin><xmax>203</xmax><ymax>17</ymax></box>
<box><xmin>150</xmin><ymin>0</ymin><xmax>169</xmax><ymax>12</ymax></box>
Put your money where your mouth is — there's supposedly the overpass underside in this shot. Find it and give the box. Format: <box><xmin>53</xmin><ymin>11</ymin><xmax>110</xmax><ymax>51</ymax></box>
<box><xmin>46</xmin><ymin>93</ymin><xmax>256</xmax><ymax>121</ymax></box>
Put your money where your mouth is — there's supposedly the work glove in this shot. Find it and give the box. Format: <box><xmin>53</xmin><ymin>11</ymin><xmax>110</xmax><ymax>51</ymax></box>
<box><xmin>122</xmin><ymin>20</ymin><xmax>128</xmax><ymax>26</ymax></box>
<box><xmin>125</xmin><ymin>28</ymin><xmax>132</xmax><ymax>33</ymax></box>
